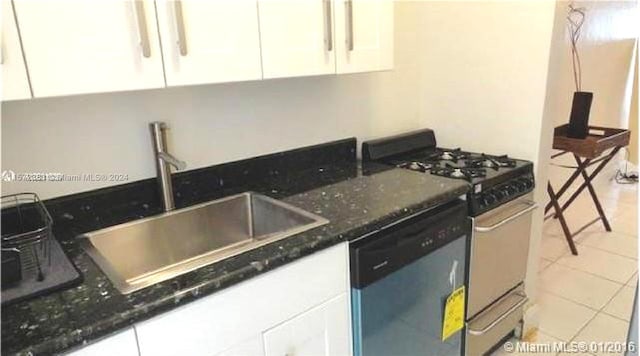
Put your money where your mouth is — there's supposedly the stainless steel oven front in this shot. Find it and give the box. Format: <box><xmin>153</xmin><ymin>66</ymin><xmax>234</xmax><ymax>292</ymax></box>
<box><xmin>466</xmin><ymin>193</ymin><xmax>538</xmax><ymax>355</ymax></box>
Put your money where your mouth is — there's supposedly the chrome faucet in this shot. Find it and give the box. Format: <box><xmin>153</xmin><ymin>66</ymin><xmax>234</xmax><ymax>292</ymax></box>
<box><xmin>150</xmin><ymin>122</ymin><xmax>187</xmax><ymax>212</ymax></box>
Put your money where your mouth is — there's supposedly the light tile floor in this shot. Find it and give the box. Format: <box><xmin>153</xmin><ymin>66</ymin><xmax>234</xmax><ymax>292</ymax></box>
<box><xmin>494</xmin><ymin>157</ymin><xmax>638</xmax><ymax>356</ymax></box>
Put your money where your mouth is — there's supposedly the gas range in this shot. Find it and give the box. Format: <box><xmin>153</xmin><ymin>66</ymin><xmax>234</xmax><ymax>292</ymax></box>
<box><xmin>363</xmin><ymin>128</ymin><xmax>538</xmax><ymax>355</ymax></box>
<box><xmin>362</xmin><ymin>129</ymin><xmax>535</xmax><ymax>216</ymax></box>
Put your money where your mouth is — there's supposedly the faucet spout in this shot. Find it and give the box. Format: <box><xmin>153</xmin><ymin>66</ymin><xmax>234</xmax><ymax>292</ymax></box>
<box><xmin>158</xmin><ymin>152</ymin><xmax>187</xmax><ymax>171</ymax></box>
<box><xmin>150</xmin><ymin>122</ymin><xmax>186</xmax><ymax>212</ymax></box>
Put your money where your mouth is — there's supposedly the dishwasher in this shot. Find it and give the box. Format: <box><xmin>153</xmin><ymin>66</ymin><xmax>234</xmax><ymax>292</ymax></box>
<box><xmin>350</xmin><ymin>199</ymin><xmax>470</xmax><ymax>356</ymax></box>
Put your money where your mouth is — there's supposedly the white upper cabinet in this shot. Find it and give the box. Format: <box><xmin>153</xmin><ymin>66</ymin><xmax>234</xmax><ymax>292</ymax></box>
<box><xmin>1</xmin><ymin>0</ymin><xmax>31</xmax><ymax>101</ymax></box>
<box><xmin>156</xmin><ymin>0</ymin><xmax>262</xmax><ymax>86</ymax></box>
<box><xmin>6</xmin><ymin>0</ymin><xmax>393</xmax><ymax>99</ymax></box>
<box><xmin>12</xmin><ymin>0</ymin><xmax>165</xmax><ymax>98</ymax></box>
<box><xmin>258</xmin><ymin>0</ymin><xmax>336</xmax><ymax>79</ymax></box>
<box><xmin>334</xmin><ymin>0</ymin><xmax>393</xmax><ymax>74</ymax></box>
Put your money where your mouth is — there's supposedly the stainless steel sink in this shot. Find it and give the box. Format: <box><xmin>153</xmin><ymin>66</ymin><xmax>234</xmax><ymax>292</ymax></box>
<box><xmin>78</xmin><ymin>192</ymin><xmax>328</xmax><ymax>294</ymax></box>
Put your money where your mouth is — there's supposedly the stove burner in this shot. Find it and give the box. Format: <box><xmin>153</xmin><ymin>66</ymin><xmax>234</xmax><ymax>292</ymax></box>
<box><xmin>398</xmin><ymin>161</ymin><xmax>433</xmax><ymax>172</ymax></box>
<box><xmin>466</xmin><ymin>154</ymin><xmax>517</xmax><ymax>170</ymax></box>
<box><xmin>431</xmin><ymin>163</ymin><xmax>487</xmax><ymax>182</ymax></box>
<box><xmin>441</xmin><ymin>152</ymin><xmax>456</xmax><ymax>161</ymax></box>
<box><xmin>429</xmin><ymin>148</ymin><xmax>468</xmax><ymax>162</ymax></box>
<box><xmin>450</xmin><ymin>168</ymin><xmax>466</xmax><ymax>178</ymax></box>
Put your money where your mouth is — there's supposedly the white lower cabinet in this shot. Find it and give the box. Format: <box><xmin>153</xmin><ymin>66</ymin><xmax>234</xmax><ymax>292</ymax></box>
<box><xmin>65</xmin><ymin>328</ymin><xmax>139</xmax><ymax>356</ymax></box>
<box><xmin>214</xmin><ymin>335</ymin><xmax>265</xmax><ymax>356</ymax></box>
<box><xmin>263</xmin><ymin>293</ymin><xmax>351</xmax><ymax>356</ymax></box>
<box><xmin>65</xmin><ymin>244</ymin><xmax>351</xmax><ymax>356</ymax></box>
<box><xmin>134</xmin><ymin>242</ymin><xmax>351</xmax><ymax>356</ymax></box>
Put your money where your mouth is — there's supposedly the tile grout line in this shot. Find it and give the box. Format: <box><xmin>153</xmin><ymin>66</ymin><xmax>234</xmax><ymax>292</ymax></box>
<box><xmin>549</xmin><ymin>260</ymin><xmax>637</xmax><ymax>285</ymax></box>
<box><xmin>537</xmin><ymin>259</ymin><xmax>633</xmax><ymax>351</ymax></box>
<box><xmin>537</xmin><ymin>261</ymin><xmax>634</xmax><ymax>316</ymax></box>
<box><xmin>556</xmin><ymin>282</ymin><xmax>630</xmax><ymax>355</ymax></box>
<box><xmin>543</xmin><ymin>227</ymin><xmax>638</xmax><ymax>245</ymax></box>
<box><xmin>543</xmin><ymin>227</ymin><xmax>639</xmax><ymax>242</ymax></box>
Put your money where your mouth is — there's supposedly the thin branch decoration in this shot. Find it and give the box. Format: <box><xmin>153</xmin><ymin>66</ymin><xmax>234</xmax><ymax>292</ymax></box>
<box><xmin>567</xmin><ymin>3</ymin><xmax>586</xmax><ymax>91</ymax></box>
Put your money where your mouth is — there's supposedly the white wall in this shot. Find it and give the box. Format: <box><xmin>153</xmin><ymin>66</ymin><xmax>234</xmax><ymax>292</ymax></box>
<box><xmin>417</xmin><ymin>0</ymin><xmax>556</xmax><ymax>164</ymax></box>
<box><xmin>528</xmin><ymin>0</ymin><xmax>571</xmax><ymax>305</ymax></box>
<box><xmin>1</xmin><ymin>2</ymin><xmax>425</xmax><ymax>199</ymax></box>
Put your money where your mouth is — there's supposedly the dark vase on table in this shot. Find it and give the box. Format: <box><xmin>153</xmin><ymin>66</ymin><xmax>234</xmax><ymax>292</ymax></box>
<box><xmin>567</xmin><ymin>91</ymin><xmax>593</xmax><ymax>139</ymax></box>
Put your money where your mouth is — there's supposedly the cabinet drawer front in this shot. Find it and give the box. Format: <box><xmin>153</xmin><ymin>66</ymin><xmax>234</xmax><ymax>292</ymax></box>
<box><xmin>263</xmin><ymin>293</ymin><xmax>351</xmax><ymax>356</ymax></box>
<box><xmin>65</xmin><ymin>328</ymin><xmax>139</xmax><ymax>356</ymax></box>
<box><xmin>135</xmin><ymin>243</ymin><xmax>348</xmax><ymax>356</ymax></box>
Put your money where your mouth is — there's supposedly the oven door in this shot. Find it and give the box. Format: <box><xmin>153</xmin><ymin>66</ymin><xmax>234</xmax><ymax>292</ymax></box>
<box><xmin>467</xmin><ymin>193</ymin><xmax>537</xmax><ymax>319</ymax></box>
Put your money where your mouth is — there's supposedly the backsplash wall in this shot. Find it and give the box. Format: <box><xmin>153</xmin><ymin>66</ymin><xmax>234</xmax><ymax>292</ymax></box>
<box><xmin>1</xmin><ymin>3</ymin><xmax>423</xmax><ymax>200</ymax></box>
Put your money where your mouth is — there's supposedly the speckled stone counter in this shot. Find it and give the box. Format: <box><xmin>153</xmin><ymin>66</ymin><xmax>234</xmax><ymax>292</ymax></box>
<box><xmin>1</xmin><ymin>139</ymin><xmax>469</xmax><ymax>356</ymax></box>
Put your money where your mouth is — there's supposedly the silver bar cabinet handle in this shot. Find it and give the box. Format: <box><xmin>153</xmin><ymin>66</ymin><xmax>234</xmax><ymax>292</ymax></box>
<box><xmin>468</xmin><ymin>295</ymin><xmax>528</xmax><ymax>336</ymax></box>
<box><xmin>134</xmin><ymin>0</ymin><xmax>151</xmax><ymax>58</ymax></box>
<box><xmin>345</xmin><ymin>0</ymin><xmax>354</xmax><ymax>51</ymax></box>
<box><xmin>323</xmin><ymin>0</ymin><xmax>333</xmax><ymax>51</ymax></box>
<box><xmin>174</xmin><ymin>0</ymin><xmax>188</xmax><ymax>56</ymax></box>
<box><xmin>475</xmin><ymin>201</ymin><xmax>538</xmax><ymax>233</ymax></box>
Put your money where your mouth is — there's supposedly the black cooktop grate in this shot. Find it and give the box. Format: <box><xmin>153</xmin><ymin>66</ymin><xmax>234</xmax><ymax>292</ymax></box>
<box><xmin>430</xmin><ymin>164</ymin><xmax>487</xmax><ymax>182</ymax></box>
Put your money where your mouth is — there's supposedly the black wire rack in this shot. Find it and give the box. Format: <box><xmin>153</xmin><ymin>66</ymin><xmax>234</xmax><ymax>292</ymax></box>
<box><xmin>1</xmin><ymin>193</ymin><xmax>53</xmax><ymax>282</ymax></box>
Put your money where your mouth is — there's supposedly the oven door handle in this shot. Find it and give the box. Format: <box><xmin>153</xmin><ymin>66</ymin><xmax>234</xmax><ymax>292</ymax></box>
<box><xmin>467</xmin><ymin>294</ymin><xmax>528</xmax><ymax>336</ymax></box>
<box><xmin>474</xmin><ymin>201</ymin><xmax>538</xmax><ymax>232</ymax></box>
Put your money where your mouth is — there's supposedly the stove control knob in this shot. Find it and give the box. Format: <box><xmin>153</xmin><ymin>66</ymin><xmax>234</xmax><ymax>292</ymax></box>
<box><xmin>526</xmin><ymin>178</ymin><xmax>535</xmax><ymax>188</ymax></box>
<box><xmin>493</xmin><ymin>189</ymin><xmax>506</xmax><ymax>201</ymax></box>
<box><xmin>505</xmin><ymin>184</ymin><xmax>518</xmax><ymax>195</ymax></box>
<box><xmin>520</xmin><ymin>177</ymin><xmax>534</xmax><ymax>190</ymax></box>
<box><xmin>483</xmin><ymin>192</ymin><xmax>497</xmax><ymax>205</ymax></box>
<box><xmin>513</xmin><ymin>180</ymin><xmax>527</xmax><ymax>192</ymax></box>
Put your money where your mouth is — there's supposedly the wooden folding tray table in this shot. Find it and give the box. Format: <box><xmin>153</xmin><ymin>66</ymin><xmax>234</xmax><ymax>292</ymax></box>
<box><xmin>546</xmin><ymin>124</ymin><xmax>631</xmax><ymax>255</ymax></box>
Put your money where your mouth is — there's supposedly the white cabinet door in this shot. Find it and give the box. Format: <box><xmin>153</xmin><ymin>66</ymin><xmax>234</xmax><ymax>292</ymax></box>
<box><xmin>65</xmin><ymin>328</ymin><xmax>139</xmax><ymax>356</ymax></box>
<box><xmin>156</xmin><ymin>0</ymin><xmax>262</xmax><ymax>86</ymax></box>
<box><xmin>1</xmin><ymin>0</ymin><xmax>31</xmax><ymax>101</ymax></box>
<box><xmin>263</xmin><ymin>293</ymin><xmax>351</xmax><ymax>356</ymax></box>
<box><xmin>135</xmin><ymin>243</ymin><xmax>348</xmax><ymax>356</ymax></box>
<box><xmin>334</xmin><ymin>0</ymin><xmax>393</xmax><ymax>74</ymax></box>
<box><xmin>13</xmin><ymin>0</ymin><xmax>165</xmax><ymax>98</ymax></box>
<box><xmin>258</xmin><ymin>0</ymin><xmax>335</xmax><ymax>79</ymax></box>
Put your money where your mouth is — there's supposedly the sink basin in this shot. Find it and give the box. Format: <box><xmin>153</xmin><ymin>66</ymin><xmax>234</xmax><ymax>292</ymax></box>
<box><xmin>78</xmin><ymin>192</ymin><xmax>328</xmax><ymax>294</ymax></box>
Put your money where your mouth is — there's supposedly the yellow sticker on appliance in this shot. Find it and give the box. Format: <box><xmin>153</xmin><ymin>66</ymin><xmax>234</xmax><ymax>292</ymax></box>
<box><xmin>442</xmin><ymin>286</ymin><xmax>465</xmax><ymax>341</ymax></box>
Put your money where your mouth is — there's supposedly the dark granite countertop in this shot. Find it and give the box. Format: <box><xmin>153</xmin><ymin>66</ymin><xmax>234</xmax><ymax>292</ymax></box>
<box><xmin>1</xmin><ymin>143</ymin><xmax>469</xmax><ymax>356</ymax></box>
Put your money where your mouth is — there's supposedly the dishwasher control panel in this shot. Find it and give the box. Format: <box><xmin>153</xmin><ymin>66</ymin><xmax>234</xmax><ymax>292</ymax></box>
<box><xmin>349</xmin><ymin>199</ymin><xmax>470</xmax><ymax>289</ymax></box>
